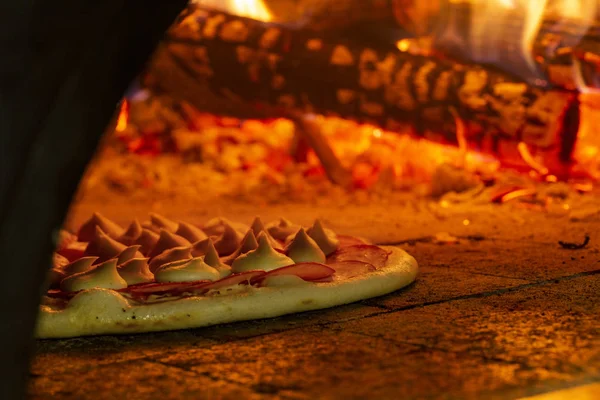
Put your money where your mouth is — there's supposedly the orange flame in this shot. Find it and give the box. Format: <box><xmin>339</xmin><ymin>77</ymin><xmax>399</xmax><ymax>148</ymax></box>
<box><xmin>192</xmin><ymin>0</ymin><xmax>272</xmax><ymax>21</ymax></box>
<box><xmin>469</xmin><ymin>0</ymin><xmax>596</xmax><ymax>79</ymax></box>
<box><xmin>116</xmin><ymin>100</ymin><xmax>129</xmax><ymax>132</ymax></box>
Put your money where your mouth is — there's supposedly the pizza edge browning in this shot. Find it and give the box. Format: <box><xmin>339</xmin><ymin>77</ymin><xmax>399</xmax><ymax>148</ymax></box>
<box><xmin>36</xmin><ymin>247</ymin><xmax>418</xmax><ymax>338</ymax></box>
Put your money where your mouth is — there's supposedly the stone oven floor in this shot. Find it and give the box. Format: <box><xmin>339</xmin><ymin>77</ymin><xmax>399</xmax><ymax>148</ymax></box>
<box><xmin>29</xmin><ymin>194</ymin><xmax>600</xmax><ymax>399</ymax></box>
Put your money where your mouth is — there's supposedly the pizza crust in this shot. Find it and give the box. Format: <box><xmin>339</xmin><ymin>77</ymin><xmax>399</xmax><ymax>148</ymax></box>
<box><xmin>36</xmin><ymin>246</ymin><xmax>417</xmax><ymax>338</ymax></box>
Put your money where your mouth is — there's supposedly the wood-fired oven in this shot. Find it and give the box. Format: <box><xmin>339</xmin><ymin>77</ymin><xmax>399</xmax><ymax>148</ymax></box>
<box><xmin>1</xmin><ymin>1</ymin><xmax>599</xmax><ymax>399</ymax></box>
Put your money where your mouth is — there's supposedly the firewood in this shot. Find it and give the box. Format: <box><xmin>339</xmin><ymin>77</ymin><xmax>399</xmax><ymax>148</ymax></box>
<box><xmin>431</xmin><ymin>1</ymin><xmax>600</xmax><ymax>90</ymax></box>
<box><xmin>143</xmin><ymin>6</ymin><xmax>579</xmax><ymax>175</ymax></box>
<box><xmin>265</xmin><ymin>0</ymin><xmax>600</xmax><ymax>90</ymax></box>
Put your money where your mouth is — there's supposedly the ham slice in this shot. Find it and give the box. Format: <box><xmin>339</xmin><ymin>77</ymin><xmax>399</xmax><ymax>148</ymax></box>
<box><xmin>261</xmin><ymin>262</ymin><xmax>335</xmax><ymax>281</ymax></box>
<box><xmin>191</xmin><ymin>270</ymin><xmax>266</xmax><ymax>291</ymax></box>
<box><xmin>327</xmin><ymin>245</ymin><xmax>390</xmax><ymax>268</ymax></box>
<box><xmin>57</xmin><ymin>241</ymin><xmax>87</xmax><ymax>262</ymax></box>
<box><xmin>337</xmin><ymin>235</ymin><xmax>368</xmax><ymax>247</ymax></box>
<box><xmin>328</xmin><ymin>260</ymin><xmax>376</xmax><ymax>280</ymax></box>
<box><xmin>122</xmin><ymin>281</ymin><xmax>206</xmax><ymax>296</ymax></box>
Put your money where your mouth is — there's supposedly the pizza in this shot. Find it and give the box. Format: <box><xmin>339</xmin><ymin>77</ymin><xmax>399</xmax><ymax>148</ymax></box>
<box><xmin>37</xmin><ymin>213</ymin><xmax>418</xmax><ymax>338</ymax></box>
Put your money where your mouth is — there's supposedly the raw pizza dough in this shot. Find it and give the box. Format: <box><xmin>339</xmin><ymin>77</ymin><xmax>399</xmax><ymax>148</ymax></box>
<box><xmin>37</xmin><ymin>246</ymin><xmax>417</xmax><ymax>338</ymax></box>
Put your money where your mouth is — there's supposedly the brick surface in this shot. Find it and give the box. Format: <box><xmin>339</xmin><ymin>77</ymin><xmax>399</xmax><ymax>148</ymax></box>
<box><xmin>29</xmin><ymin>359</ymin><xmax>267</xmax><ymax>400</ymax></box>
<box><xmin>156</xmin><ymin>327</ymin><xmax>543</xmax><ymax>400</ymax></box>
<box><xmin>366</xmin><ymin>267</ymin><xmax>529</xmax><ymax>309</ymax></box>
<box><xmin>337</xmin><ymin>275</ymin><xmax>600</xmax><ymax>377</ymax></box>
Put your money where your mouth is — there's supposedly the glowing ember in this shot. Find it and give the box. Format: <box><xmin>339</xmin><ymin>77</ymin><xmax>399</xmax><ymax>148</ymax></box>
<box><xmin>517</xmin><ymin>142</ymin><xmax>549</xmax><ymax>176</ymax></box>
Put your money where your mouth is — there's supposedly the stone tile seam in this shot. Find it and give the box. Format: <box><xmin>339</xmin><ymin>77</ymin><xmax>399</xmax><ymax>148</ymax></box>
<box><xmin>363</xmin><ymin>268</ymin><xmax>600</xmax><ymax>313</ymax></box>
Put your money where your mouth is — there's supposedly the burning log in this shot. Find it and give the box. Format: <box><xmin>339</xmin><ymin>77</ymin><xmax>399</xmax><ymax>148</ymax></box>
<box><xmin>143</xmin><ymin>6</ymin><xmax>580</xmax><ymax>176</ymax></box>
<box><xmin>431</xmin><ymin>0</ymin><xmax>600</xmax><ymax>91</ymax></box>
<box><xmin>260</xmin><ymin>0</ymin><xmax>600</xmax><ymax>90</ymax></box>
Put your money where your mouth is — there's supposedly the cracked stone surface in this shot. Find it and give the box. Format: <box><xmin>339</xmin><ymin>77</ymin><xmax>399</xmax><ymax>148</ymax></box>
<box><xmin>29</xmin><ymin>200</ymin><xmax>600</xmax><ymax>399</ymax></box>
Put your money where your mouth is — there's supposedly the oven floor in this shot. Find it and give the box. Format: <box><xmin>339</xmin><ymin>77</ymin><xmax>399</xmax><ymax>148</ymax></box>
<box><xmin>29</xmin><ymin>195</ymin><xmax>600</xmax><ymax>399</ymax></box>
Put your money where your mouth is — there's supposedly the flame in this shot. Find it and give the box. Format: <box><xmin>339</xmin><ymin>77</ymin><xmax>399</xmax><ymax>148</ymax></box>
<box><xmin>467</xmin><ymin>0</ymin><xmax>597</xmax><ymax>82</ymax></box>
<box><xmin>116</xmin><ymin>100</ymin><xmax>129</xmax><ymax>132</ymax></box>
<box><xmin>192</xmin><ymin>0</ymin><xmax>272</xmax><ymax>21</ymax></box>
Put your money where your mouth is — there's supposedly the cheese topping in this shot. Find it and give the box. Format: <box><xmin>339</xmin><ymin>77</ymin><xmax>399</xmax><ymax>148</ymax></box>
<box><xmin>149</xmin><ymin>213</ymin><xmax>179</xmax><ymax>233</ymax></box>
<box><xmin>84</xmin><ymin>227</ymin><xmax>127</xmax><ymax>262</ymax></box>
<box><xmin>250</xmin><ymin>216</ymin><xmax>267</xmax><ymax>236</ymax></box>
<box><xmin>63</xmin><ymin>256</ymin><xmax>98</xmax><ymax>276</ymax></box>
<box><xmin>116</xmin><ymin>245</ymin><xmax>144</xmax><ymax>265</ymax></box>
<box><xmin>149</xmin><ymin>229</ymin><xmax>191</xmax><ymax>258</ymax></box>
<box><xmin>203</xmin><ymin>217</ymin><xmax>248</xmax><ymax>237</ymax></box>
<box><xmin>287</xmin><ymin>228</ymin><xmax>326</xmax><ymax>264</ymax></box>
<box><xmin>191</xmin><ymin>238</ymin><xmax>210</xmax><ymax>257</ymax></box>
<box><xmin>148</xmin><ymin>246</ymin><xmax>192</xmax><ymax>273</ymax></box>
<box><xmin>134</xmin><ymin>229</ymin><xmax>159</xmax><ymax>256</ymax></box>
<box><xmin>46</xmin><ymin>268</ymin><xmax>66</xmax><ymax>288</ymax></box>
<box><xmin>262</xmin><ymin>274</ymin><xmax>311</xmax><ymax>287</ymax></box>
<box><xmin>119</xmin><ymin>219</ymin><xmax>142</xmax><ymax>245</ymax></box>
<box><xmin>266</xmin><ymin>217</ymin><xmax>300</xmax><ymax>241</ymax></box>
<box><xmin>250</xmin><ymin>217</ymin><xmax>282</xmax><ymax>249</ymax></box>
<box><xmin>61</xmin><ymin>259</ymin><xmax>127</xmax><ymax>292</ymax></box>
<box><xmin>307</xmin><ymin>220</ymin><xmax>339</xmax><ymax>255</ymax></box>
<box><xmin>232</xmin><ymin>233</ymin><xmax>294</xmax><ymax>273</ymax></box>
<box><xmin>212</xmin><ymin>222</ymin><xmax>241</xmax><ymax>256</ymax></box>
<box><xmin>223</xmin><ymin>230</ymin><xmax>258</xmax><ymax>263</ymax></box>
<box><xmin>239</xmin><ymin>229</ymin><xmax>259</xmax><ymax>253</ymax></box>
<box><xmin>202</xmin><ymin>239</ymin><xmax>232</xmax><ymax>278</ymax></box>
<box><xmin>175</xmin><ymin>221</ymin><xmax>208</xmax><ymax>243</ymax></box>
<box><xmin>154</xmin><ymin>257</ymin><xmax>220</xmax><ymax>283</ymax></box>
<box><xmin>117</xmin><ymin>258</ymin><xmax>153</xmax><ymax>285</ymax></box>
<box><xmin>77</xmin><ymin>212</ymin><xmax>124</xmax><ymax>242</ymax></box>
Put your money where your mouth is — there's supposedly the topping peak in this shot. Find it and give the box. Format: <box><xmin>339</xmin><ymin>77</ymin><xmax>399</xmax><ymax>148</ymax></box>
<box><xmin>149</xmin><ymin>213</ymin><xmax>179</xmax><ymax>233</ymax></box>
<box><xmin>212</xmin><ymin>222</ymin><xmax>241</xmax><ymax>256</ymax></box>
<box><xmin>240</xmin><ymin>230</ymin><xmax>259</xmax><ymax>253</ymax></box>
<box><xmin>266</xmin><ymin>218</ymin><xmax>300</xmax><ymax>241</ymax></box>
<box><xmin>84</xmin><ymin>227</ymin><xmax>127</xmax><ymax>262</ymax></box>
<box><xmin>202</xmin><ymin>239</ymin><xmax>232</xmax><ymax>278</ymax></box>
<box><xmin>231</xmin><ymin>232</ymin><xmax>294</xmax><ymax>273</ymax></box>
<box><xmin>287</xmin><ymin>228</ymin><xmax>326</xmax><ymax>264</ymax></box>
<box><xmin>250</xmin><ymin>217</ymin><xmax>266</xmax><ymax>236</ymax></box>
<box><xmin>119</xmin><ymin>219</ymin><xmax>143</xmax><ymax>245</ymax></box>
<box><xmin>116</xmin><ymin>245</ymin><xmax>144</xmax><ymax>265</ymax></box>
<box><xmin>148</xmin><ymin>246</ymin><xmax>192</xmax><ymax>273</ymax></box>
<box><xmin>155</xmin><ymin>257</ymin><xmax>220</xmax><ymax>283</ymax></box>
<box><xmin>118</xmin><ymin>258</ymin><xmax>153</xmax><ymax>285</ymax></box>
<box><xmin>175</xmin><ymin>221</ymin><xmax>208</xmax><ymax>243</ymax></box>
<box><xmin>77</xmin><ymin>212</ymin><xmax>123</xmax><ymax>242</ymax></box>
<box><xmin>61</xmin><ymin>259</ymin><xmax>127</xmax><ymax>292</ymax></box>
<box><xmin>307</xmin><ymin>219</ymin><xmax>339</xmax><ymax>256</ymax></box>
<box><xmin>148</xmin><ymin>229</ymin><xmax>191</xmax><ymax>258</ymax></box>
<box><xmin>134</xmin><ymin>229</ymin><xmax>160</xmax><ymax>256</ymax></box>
<box><xmin>63</xmin><ymin>256</ymin><xmax>98</xmax><ymax>276</ymax></box>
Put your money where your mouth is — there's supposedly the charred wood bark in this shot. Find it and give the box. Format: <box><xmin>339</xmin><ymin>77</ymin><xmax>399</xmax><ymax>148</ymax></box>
<box><xmin>0</xmin><ymin>1</ymin><xmax>186</xmax><ymax>399</ymax></box>
<box><xmin>144</xmin><ymin>7</ymin><xmax>579</xmax><ymax>174</ymax></box>
<box><xmin>261</xmin><ymin>0</ymin><xmax>600</xmax><ymax>90</ymax></box>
